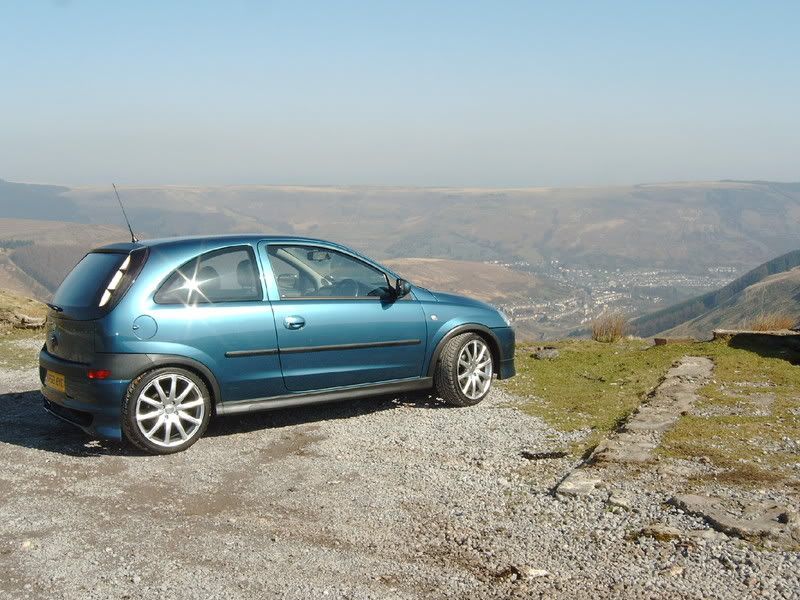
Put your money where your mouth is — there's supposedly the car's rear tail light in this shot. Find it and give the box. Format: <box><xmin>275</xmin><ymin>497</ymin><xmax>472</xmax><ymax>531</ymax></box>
<box><xmin>98</xmin><ymin>248</ymin><xmax>149</xmax><ymax>310</ymax></box>
<box><xmin>87</xmin><ymin>369</ymin><xmax>112</xmax><ymax>380</ymax></box>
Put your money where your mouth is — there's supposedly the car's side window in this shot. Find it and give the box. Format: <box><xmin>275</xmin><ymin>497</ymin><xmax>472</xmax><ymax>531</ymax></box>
<box><xmin>155</xmin><ymin>246</ymin><xmax>261</xmax><ymax>304</ymax></box>
<box><xmin>266</xmin><ymin>251</ymin><xmax>315</xmax><ymax>298</ymax></box>
<box><xmin>267</xmin><ymin>245</ymin><xmax>391</xmax><ymax>299</ymax></box>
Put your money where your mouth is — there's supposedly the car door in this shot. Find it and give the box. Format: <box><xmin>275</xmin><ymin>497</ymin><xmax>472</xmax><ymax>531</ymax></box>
<box><xmin>147</xmin><ymin>245</ymin><xmax>285</xmax><ymax>402</ymax></box>
<box><xmin>260</xmin><ymin>242</ymin><xmax>428</xmax><ymax>392</ymax></box>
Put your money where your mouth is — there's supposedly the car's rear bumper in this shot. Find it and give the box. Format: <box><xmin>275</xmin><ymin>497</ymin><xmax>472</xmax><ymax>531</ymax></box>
<box><xmin>492</xmin><ymin>326</ymin><xmax>516</xmax><ymax>379</ymax></box>
<box><xmin>39</xmin><ymin>348</ymin><xmax>131</xmax><ymax>440</ymax></box>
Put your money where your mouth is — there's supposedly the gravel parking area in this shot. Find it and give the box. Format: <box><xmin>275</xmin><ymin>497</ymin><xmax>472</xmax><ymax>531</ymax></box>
<box><xmin>1</xmin><ymin>366</ymin><xmax>798</xmax><ymax>599</ymax></box>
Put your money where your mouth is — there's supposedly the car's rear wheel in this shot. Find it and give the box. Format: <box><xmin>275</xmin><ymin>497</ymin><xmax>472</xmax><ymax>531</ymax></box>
<box><xmin>434</xmin><ymin>332</ymin><xmax>494</xmax><ymax>406</ymax></box>
<box><xmin>122</xmin><ymin>367</ymin><xmax>211</xmax><ymax>454</ymax></box>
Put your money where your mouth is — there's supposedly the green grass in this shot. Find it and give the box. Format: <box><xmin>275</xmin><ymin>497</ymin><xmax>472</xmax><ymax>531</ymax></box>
<box><xmin>501</xmin><ymin>339</ymin><xmax>692</xmax><ymax>452</ymax></box>
<box><xmin>660</xmin><ymin>342</ymin><xmax>800</xmax><ymax>489</ymax></box>
<box><xmin>501</xmin><ymin>339</ymin><xmax>800</xmax><ymax>492</ymax></box>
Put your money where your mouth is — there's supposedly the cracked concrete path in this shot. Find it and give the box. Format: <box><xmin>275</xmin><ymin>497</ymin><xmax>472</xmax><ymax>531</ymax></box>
<box><xmin>669</xmin><ymin>494</ymin><xmax>800</xmax><ymax>548</ymax></box>
<box><xmin>556</xmin><ymin>356</ymin><xmax>714</xmax><ymax>497</ymax></box>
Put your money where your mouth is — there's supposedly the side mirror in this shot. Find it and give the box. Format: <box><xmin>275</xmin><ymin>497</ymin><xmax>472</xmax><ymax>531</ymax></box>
<box><xmin>394</xmin><ymin>278</ymin><xmax>411</xmax><ymax>298</ymax></box>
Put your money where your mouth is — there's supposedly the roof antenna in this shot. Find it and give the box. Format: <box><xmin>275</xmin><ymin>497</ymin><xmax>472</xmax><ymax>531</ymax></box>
<box><xmin>112</xmin><ymin>183</ymin><xmax>138</xmax><ymax>243</ymax></box>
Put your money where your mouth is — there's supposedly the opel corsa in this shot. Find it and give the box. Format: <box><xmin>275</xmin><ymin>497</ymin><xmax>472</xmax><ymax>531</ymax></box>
<box><xmin>39</xmin><ymin>236</ymin><xmax>515</xmax><ymax>454</ymax></box>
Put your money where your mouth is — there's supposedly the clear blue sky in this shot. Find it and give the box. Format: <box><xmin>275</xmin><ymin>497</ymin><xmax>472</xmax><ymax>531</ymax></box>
<box><xmin>2</xmin><ymin>1</ymin><xmax>799</xmax><ymax>187</ymax></box>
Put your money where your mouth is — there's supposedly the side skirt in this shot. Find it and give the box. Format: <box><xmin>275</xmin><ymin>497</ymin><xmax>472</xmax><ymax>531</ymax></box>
<box><xmin>215</xmin><ymin>377</ymin><xmax>434</xmax><ymax>415</ymax></box>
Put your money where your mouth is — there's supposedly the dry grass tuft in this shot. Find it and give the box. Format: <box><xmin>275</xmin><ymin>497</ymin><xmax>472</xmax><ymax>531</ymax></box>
<box><xmin>747</xmin><ymin>313</ymin><xmax>797</xmax><ymax>332</ymax></box>
<box><xmin>591</xmin><ymin>312</ymin><xmax>629</xmax><ymax>343</ymax></box>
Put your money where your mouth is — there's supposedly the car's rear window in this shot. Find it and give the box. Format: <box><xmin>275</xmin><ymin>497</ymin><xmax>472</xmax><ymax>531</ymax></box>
<box><xmin>53</xmin><ymin>252</ymin><xmax>127</xmax><ymax>308</ymax></box>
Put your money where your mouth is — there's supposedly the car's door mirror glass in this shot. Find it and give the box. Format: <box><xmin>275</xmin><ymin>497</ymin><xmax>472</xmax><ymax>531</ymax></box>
<box><xmin>395</xmin><ymin>278</ymin><xmax>411</xmax><ymax>298</ymax></box>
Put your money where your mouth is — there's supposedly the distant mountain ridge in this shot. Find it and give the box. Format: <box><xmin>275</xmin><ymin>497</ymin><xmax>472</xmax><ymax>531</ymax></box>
<box><xmin>632</xmin><ymin>248</ymin><xmax>800</xmax><ymax>337</ymax></box>
<box><xmin>2</xmin><ymin>177</ymin><xmax>800</xmax><ymax>340</ymax></box>
<box><xmin>2</xmin><ymin>178</ymin><xmax>800</xmax><ymax>272</ymax></box>
<box><xmin>658</xmin><ymin>267</ymin><xmax>800</xmax><ymax>338</ymax></box>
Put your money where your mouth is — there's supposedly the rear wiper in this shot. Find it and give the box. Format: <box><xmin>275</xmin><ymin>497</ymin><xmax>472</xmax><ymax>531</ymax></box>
<box><xmin>46</xmin><ymin>303</ymin><xmax>63</xmax><ymax>312</ymax></box>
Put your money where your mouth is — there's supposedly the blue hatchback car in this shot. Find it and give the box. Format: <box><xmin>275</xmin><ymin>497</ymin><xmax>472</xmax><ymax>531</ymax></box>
<box><xmin>39</xmin><ymin>236</ymin><xmax>515</xmax><ymax>454</ymax></box>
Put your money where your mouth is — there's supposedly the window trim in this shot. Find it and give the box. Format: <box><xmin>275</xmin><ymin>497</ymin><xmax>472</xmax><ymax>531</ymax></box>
<box><xmin>264</xmin><ymin>242</ymin><xmax>397</xmax><ymax>302</ymax></box>
<box><xmin>153</xmin><ymin>245</ymin><xmax>264</xmax><ymax>305</ymax></box>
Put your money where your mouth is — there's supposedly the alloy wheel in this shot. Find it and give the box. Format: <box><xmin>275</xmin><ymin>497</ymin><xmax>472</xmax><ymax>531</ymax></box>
<box><xmin>457</xmin><ymin>339</ymin><xmax>493</xmax><ymax>400</ymax></box>
<box><xmin>135</xmin><ymin>374</ymin><xmax>206</xmax><ymax>448</ymax></box>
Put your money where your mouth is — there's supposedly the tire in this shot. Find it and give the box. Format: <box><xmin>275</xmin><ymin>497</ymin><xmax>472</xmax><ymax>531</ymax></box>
<box><xmin>121</xmin><ymin>367</ymin><xmax>212</xmax><ymax>454</ymax></box>
<box><xmin>434</xmin><ymin>332</ymin><xmax>495</xmax><ymax>406</ymax></box>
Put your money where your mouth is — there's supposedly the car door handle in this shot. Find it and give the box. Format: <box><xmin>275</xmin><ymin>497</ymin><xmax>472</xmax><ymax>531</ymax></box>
<box><xmin>284</xmin><ymin>316</ymin><xmax>306</xmax><ymax>330</ymax></box>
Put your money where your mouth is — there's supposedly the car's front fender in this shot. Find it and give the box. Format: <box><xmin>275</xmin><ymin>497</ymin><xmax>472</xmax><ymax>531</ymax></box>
<box><xmin>424</xmin><ymin>320</ymin><xmax>514</xmax><ymax>379</ymax></box>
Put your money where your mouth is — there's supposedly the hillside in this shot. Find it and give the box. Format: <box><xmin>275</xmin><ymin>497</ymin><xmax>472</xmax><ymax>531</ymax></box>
<box><xmin>2</xmin><ymin>178</ymin><xmax>800</xmax><ymax>339</ymax></box>
<box><xmin>0</xmin><ymin>218</ymin><xmax>130</xmax><ymax>298</ymax></box>
<box><xmin>384</xmin><ymin>258</ymin><xmax>567</xmax><ymax>304</ymax></box>
<box><xmin>659</xmin><ymin>267</ymin><xmax>800</xmax><ymax>338</ymax></box>
<box><xmin>632</xmin><ymin>248</ymin><xmax>800</xmax><ymax>337</ymax></box>
<box><xmin>63</xmin><ymin>180</ymin><xmax>800</xmax><ymax>270</ymax></box>
<box><xmin>0</xmin><ymin>289</ymin><xmax>47</xmax><ymax>331</ymax></box>
<box><xmin>2</xmin><ymin>178</ymin><xmax>800</xmax><ymax>272</ymax></box>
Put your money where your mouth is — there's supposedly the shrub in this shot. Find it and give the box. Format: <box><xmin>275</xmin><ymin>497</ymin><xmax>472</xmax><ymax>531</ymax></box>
<box><xmin>591</xmin><ymin>312</ymin><xmax>628</xmax><ymax>342</ymax></box>
<box><xmin>747</xmin><ymin>313</ymin><xmax>797</xmax><ymax>332</ymax></box>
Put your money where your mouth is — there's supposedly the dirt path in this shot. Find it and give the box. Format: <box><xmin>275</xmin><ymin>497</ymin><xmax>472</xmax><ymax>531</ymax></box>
<box><xmin>1</xmin><ymin>366</ymin><xmax>798</xmax><ymax>599</ymax></box>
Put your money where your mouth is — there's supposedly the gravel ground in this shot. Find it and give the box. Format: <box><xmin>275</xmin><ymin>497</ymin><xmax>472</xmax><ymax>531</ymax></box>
<box><xmin>1</xmin><ymin>365</ymin><xmax>799</xmax><ymax>600</ymax></box>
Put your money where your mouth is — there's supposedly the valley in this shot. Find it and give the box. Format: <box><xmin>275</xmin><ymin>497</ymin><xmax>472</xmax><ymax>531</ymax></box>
<box><xmin>496</xmin><ymin>260</ymin><xmax>739</xmax><ymax>339</ymax></box>
<box><xmin>1</xmin><ymin>178</ymin><xmax>799</xmax><ymax>339</ymax></box>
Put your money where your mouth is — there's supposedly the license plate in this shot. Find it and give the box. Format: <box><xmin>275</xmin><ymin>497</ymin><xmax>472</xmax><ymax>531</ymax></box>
<box><xmin>45</xmin><ymin>370</ymin><xmax>66</xmax><ymax>393</ymax></box>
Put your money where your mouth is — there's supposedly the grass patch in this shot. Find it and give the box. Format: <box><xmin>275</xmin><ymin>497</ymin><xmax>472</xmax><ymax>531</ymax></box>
<box><xmin>591</xmin><ymin>312</ymin><xmax>629</xmax><ymax>343</ymax></box>
<box><xmin>501</xmin><ymin>339</ymin><xmax>800</xmax><ymax>493</ymax></box>
<box><xmin>500</xmin><ymin>339</ymin><xmax>692</xmax><ymax>452</ymax></box>
<box><xmin>747</xmin><ymin>313</ymin><xmax>797</xmax><ymax>331</ymax></box>
<box><xmin>660</xmin><ymin>341</ymin><xmax>800</xmax><ymax>489</ymax></box>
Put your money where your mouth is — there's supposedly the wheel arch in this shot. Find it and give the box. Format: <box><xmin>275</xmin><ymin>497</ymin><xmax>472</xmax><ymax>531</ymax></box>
<box><xmin>426</xmin><ymin>324</ymin><xmax>501</xmax><ymax>378</ymax></box>
<box><xmin>136</xmin><ymin>355</ymin><xmax>221</xmax><ymax>413</ymax></box>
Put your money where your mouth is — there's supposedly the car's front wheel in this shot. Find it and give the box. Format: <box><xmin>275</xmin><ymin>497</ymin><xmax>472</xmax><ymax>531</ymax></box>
<box><xmin>122</xmin><ymin>367</ymin><xmax>211</xmax><ymax>454</ymax></box>
<box><xmin>434</xmin><ymin>332</ymin><xmax>494</xmax><ymax>406</ymax></box>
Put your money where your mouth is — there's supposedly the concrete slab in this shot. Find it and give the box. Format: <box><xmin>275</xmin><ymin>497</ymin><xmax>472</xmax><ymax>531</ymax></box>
<box><xmin>555</xmin><ymin>356</ymin><xmax>713</xmax><ymax>496</ymax></box>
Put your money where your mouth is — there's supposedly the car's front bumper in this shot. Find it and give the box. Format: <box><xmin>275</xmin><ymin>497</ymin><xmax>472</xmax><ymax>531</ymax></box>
<box><xmin>492</xmin><ymin>326</ymin><xmax>516</xmax><ymax>379</ymax></box>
